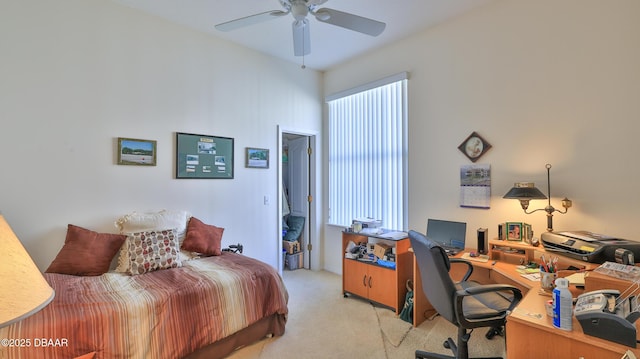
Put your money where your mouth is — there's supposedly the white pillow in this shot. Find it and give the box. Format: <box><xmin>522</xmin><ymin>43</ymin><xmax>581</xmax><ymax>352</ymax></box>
<box><xmin>114</xmin><ymin>210</ymin><xmax>196</xmax><ymax>272</ymax></box>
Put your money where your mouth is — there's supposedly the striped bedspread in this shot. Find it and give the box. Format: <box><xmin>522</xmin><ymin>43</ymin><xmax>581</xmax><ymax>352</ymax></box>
<box><xmin>0</xmin><ymin>253</ymin><xmax>288</xmax><ymax>359</ymax></box>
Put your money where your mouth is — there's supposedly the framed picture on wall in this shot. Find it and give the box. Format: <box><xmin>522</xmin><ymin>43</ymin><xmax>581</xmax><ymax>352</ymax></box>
<box><xmin>175</xmin><ymin>132</ymin><xmax>234</xmax><ymax>179</ymax></box>
<box><xmin>506</xmin><ymin>222</ymin><xmax>523</xmax><ymax>241</ymax></box>
<box><xmin>117</xmin><ymin>137</ymin><xmax>157</xmax><ymax>166</ymax></box>
<box><xmin>458</xmin><ymin>131</ymin><xmax>492</xmax><ymax>163</ymax></box>
<box><xmin>245</xmin><ymin>147</ymin><xmax>269</xmax><ymax>168</ymax></box>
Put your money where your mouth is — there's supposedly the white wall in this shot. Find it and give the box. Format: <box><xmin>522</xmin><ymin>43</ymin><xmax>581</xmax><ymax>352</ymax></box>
<box><xmin>323</xmin><ymin>0</ymin><xmax>640</xmax><ymax>274</ymax></box>
<box><xmin>0</xmin><ymin>0</ymin><xmax>323</xmax><ymax>270</ymax></box>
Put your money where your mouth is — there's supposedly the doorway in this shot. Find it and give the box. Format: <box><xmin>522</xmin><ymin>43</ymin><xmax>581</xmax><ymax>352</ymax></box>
<box><xmin>278</xmin><ymin>126</ymin><xmax>317</xmax><ymax>272</ymax></box>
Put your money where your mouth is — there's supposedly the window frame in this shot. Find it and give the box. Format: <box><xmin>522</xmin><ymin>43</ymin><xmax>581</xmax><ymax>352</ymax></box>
<box><xmin>326</xmin><ymin>72</ymin><xmax>409</xmax><ymax>231</ymax></box>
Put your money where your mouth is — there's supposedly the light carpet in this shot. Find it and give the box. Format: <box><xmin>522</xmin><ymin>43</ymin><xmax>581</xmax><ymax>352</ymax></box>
<box><xmin>226</xmin><ymin>269</ymin><xmax>505</xmax><ymax>359</ymax></box>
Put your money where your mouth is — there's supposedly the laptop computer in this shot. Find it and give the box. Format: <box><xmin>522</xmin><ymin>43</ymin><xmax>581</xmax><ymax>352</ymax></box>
<box><xmin>426</xmin><ymin>219</ymin><xmax>467</xmax><ymax>256</ymax></box>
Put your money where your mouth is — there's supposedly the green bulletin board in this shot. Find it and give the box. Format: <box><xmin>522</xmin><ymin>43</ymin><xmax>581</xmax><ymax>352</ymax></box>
<box><xmin>175</xmin><ymin>132</ymin><xmax>234</xmax><ymax>179</ymax></box>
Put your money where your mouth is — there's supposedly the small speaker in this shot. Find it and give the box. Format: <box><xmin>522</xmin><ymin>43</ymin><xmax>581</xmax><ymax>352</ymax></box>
<box><xmin>498</xmin><ymin>223</ymin><xmax>504</xmax><ymax>240</ymax></box>
<box><xmin>478</xmin><ymin>228</ymin><xmax>488</xmax><ymax>254</ymax></box>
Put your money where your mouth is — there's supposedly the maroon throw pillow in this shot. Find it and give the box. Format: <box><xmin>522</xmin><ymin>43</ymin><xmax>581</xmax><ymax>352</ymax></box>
<box><xmin>182</xmin><ymin>217</ymin><xmax>224</xmax><ymax>256</ymax></box>
<box><xmin>46</xmin><ymin>224</ymin><xmax>126</xmax><ymax>276</ymax></box>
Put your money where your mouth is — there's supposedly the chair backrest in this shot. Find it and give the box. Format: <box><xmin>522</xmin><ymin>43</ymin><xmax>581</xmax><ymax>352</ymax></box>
<box><xmin>408</xmin><ymin>230</ymin><xmax>458</xmax><ymax>324</ymax></box>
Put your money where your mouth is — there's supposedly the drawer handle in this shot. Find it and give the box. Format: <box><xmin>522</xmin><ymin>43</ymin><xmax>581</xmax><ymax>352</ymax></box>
<box><xmin>363</xmin><ymin>275</ymin><xmax>367</xmax><ymax>287</ymax></box>
<box><xmin>369</xmin><ymin>276</ymin><xmax>373</xmax><ymax>288</ymax></box>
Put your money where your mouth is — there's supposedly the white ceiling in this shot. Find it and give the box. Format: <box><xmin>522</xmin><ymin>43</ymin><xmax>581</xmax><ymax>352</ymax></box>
<box><xmin>109</xmin><ymin>0</ymin><xmax>495</xmax><ymax>71</ymax></box>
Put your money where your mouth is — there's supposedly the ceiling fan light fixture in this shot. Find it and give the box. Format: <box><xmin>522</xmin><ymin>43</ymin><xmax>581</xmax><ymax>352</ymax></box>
<box><xmin>291</xmin><ymin>0</ymin><xmax>309</xmax><ymax>21</ymax></box>
<box><xmin>314</xmin><ymin>9</ymin><xmax>331</xmax><ymax>21</ymax></box>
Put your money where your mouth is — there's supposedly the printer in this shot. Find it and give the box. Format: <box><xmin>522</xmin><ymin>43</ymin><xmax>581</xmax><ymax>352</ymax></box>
<box><xmin>541</xmin><ymin>231</ymin><xmax>640</xmax><ymax>263</ymax></box>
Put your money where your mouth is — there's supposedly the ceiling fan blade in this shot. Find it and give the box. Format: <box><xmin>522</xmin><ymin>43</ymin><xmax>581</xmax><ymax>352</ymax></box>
<box><xmin>292</xmin><ymin>19</ymin><xmax>310</xmax><ymax>56</ymax></box>
<box><xmin>314</xmin><ymin>8</ymin><xmax>385</xmax><ymax>36</ymax></box>
<box><xmin>215</xmin><ymin>10</ymin><xmax>288</xmax><ymax>32</ymax></box>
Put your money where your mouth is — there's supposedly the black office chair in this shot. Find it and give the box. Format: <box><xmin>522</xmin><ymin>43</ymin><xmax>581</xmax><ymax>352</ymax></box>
<box><xmin>408</xmin><ymin>230</ymin><xmax>523</xmax><ymax>359</ymax></box>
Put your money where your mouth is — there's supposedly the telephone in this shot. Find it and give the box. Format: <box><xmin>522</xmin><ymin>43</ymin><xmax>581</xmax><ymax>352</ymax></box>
<box><xmin>574</xmin><ymin>289</ymin><xmax>621</xmax><ymax>314</ymax></box>
<box><xmin>574</xmin><ymin>289</ymin><xmax>640</xmax><ymax>348</ymax></box>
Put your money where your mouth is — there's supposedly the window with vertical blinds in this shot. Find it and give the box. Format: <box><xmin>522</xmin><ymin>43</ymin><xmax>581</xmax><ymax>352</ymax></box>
<box><xmin>327</xmin><ymin>73</ymin><xmax>408</xmax><ymax>230</ymax></box>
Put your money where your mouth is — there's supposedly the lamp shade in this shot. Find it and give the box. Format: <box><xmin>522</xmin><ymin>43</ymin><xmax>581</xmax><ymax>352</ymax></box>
<box><xmin>0</xmin><ymin>214</ymin><xmax>54</xmax><ymax>327</ymax></box>
<box><xmin>503</xmin><ymin>182</ymin><xmax>547</xmax><ymax>200</ymax></box>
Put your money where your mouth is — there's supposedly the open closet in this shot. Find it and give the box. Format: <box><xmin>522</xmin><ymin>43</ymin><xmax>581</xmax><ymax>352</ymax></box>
<box><xmin>281</xmin><ymin>133</ymin><xmax>310</xmax><ymax>270</ymax></box>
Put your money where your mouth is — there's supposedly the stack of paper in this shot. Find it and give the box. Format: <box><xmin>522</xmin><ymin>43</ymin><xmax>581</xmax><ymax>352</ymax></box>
<box><xmin>378</xmin><ymin>231</ymin><xmax>407</xmax><ymax>240</ymax></box>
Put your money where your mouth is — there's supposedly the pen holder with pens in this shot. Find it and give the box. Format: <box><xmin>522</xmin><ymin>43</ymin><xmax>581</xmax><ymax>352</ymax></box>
<box><xmin>540</xmin><ymin>270</ymin><xmax>557</xmax><ymax>291</ymax></box>
<box><xmin>540</xmin><ymin>255</ymin><xmax>558</xmax><ymax>291</ymax></box>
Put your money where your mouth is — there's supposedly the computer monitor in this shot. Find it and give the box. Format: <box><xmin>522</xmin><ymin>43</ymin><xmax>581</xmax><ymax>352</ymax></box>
<box><xmin>426</xmin><ymin>219</ymin><xmax>467</xmax><ymax>252</ymax></box>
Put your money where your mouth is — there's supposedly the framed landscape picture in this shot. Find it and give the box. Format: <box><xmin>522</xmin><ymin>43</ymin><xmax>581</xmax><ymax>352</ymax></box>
<box><xmin>245</xmin><ymin>147</ymin><xmax>269</xmax><ymax>168</ymax></box>
<box><xmin>175</xmin><ymin>132</ymin><xmax>234</xmax><ymax>179</ymax></box>
<box><xmin>117</xmin><ymin>137</ymin><xmax>157</xmax><ymax>166</ymax></box>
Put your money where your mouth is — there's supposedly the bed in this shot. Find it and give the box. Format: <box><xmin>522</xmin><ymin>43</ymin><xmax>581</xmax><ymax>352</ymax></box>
<box><xmin>0</xmin><ymin>253</ymin><xmax>288</xmax><ymax>359</ymax></box>
<box><xmin>0</xmin><ymin>211</ymin><xmax>288</xmax><ymax>359</ymax></box>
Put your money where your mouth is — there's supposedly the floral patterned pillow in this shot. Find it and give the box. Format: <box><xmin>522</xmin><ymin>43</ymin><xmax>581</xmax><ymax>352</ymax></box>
<box><xmin>125</xmin><ymin>228</ymin><xmax>182</xmax><ymax>275</ymax></box>
<box><xmin>114</xmin><ymin>210</ymin><xmax>196</xmax><ymax>273</ymax></box>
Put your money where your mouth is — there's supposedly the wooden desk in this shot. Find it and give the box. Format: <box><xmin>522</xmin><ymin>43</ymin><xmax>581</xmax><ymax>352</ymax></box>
<box><xmin>411</xmin><ymin>248</ymin><xmax>640</xmax><ymax>358</ymax></box>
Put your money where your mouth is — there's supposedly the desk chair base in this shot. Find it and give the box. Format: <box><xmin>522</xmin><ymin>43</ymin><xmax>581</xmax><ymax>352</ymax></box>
<box><xmin>414</xmin><ymin>327</ymin><xmax>503</xmax><ymax>359</ymax></box>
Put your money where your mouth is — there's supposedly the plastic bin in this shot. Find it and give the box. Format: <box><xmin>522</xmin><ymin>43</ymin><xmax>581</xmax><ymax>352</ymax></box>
<box><xmin>285</xmin><ymin>252</ymin><xmax>304</xmax><ymax>270</ymax></box>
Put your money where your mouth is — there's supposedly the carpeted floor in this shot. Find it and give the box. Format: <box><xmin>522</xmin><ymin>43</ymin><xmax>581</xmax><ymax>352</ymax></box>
<box><xmin>226</xmin><ymin>269</ymin><xmax>505</xmax><ymax>359</ymax></box>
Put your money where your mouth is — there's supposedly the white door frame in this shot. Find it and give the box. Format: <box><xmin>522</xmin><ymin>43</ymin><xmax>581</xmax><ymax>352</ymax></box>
<box><xmin>277</xmin><ymin>125</ymin><xmax>319</xmax><ymax>273</ymax></box>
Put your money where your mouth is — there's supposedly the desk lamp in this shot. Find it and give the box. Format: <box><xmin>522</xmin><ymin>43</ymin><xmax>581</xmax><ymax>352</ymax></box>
<box><xmin>503</xmin><ymin>164</ymin><xmax>572</xmax><ymax>232</ymax></box>
<box><xmin>0</xmin><ymin>214</ymin><xmax>55</xmax><ymax>327</ymax></box>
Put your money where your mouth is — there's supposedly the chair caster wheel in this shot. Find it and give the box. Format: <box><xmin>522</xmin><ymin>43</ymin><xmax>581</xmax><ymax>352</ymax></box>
<box><xmin>443</xmin><ymin>340</ymin><xmax>450</xmax><ymax>349</ymax></box>
<box><xmin>486</xmin><ymin>327</ymin><xmax>503</xmax><ymax>339</ymax></box>
<box><xmin>486</xmin><ymin>329</ymin><xmax>496</xmax><ymax>339</ymax></box>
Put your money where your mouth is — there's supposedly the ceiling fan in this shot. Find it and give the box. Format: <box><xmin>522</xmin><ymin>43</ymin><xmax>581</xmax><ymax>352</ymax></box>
<box><xmin>214</xmin><ymin>0</ymin><xmax>386</xmax><ymax>57</ymax></box>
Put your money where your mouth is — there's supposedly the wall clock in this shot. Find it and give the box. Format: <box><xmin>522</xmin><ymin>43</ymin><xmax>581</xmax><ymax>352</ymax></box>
<box><xmin>458</xmin><ymin>131</ymin><xmax>491</xmax><ymax>162</ymax></box>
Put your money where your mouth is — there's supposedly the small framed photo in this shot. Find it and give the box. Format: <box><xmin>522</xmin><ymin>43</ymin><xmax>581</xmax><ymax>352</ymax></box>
<box><xmin>506</xmin><ymin>222</ymin><xmax>523</xmax><ymax>241</ymax></box>
<box><xmin>245</xmin><ymin>147</ymin><xmax>269</xmax><ymax>168</ymax></box>
<box><xmin>117</xmin><ymin>137</ymin><xmax>157</xmax><ymax>166</ymax></box>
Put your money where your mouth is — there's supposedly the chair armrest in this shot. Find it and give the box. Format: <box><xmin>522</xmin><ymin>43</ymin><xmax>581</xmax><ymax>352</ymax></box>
<box><xmin>449</xmin><ymin>258</ymin><xmax>473</xmax><ymax>281</ymax></box>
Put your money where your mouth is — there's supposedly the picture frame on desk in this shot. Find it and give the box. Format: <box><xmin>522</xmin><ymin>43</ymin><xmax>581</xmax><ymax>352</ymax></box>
<box><xmin>506</xmin><ymin>222</ymin><xmax>522</xmax><ymax>241</ymax></box>
<box><xmin>523</xmin><ymin>223</ymin><xmax>533</xmax><ymax>244</ymax></box>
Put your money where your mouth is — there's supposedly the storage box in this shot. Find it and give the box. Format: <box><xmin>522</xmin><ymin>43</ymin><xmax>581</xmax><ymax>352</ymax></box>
<box><xmin>373</xmin><ymin>243</ymin><xmax>392</xmax><ymax>259</ymax></box>
<box><xmin>367</xmin><ymin>243</ymin><xmax>376</xmax><ymax>254</ymax></box>
<box><xmin>353</xmin><ymin>217</ymin><xmax>382</xmax><ymax>229</ymax></box>
<box><xmin>283</xmin><ymin>240</ymin><xmax>300</xmax><ymax>254</ymax></box>
<box><xmin>285</xmin><ymin>252</ymin><xmax>304</xmax><ymax>270</ymax></box>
